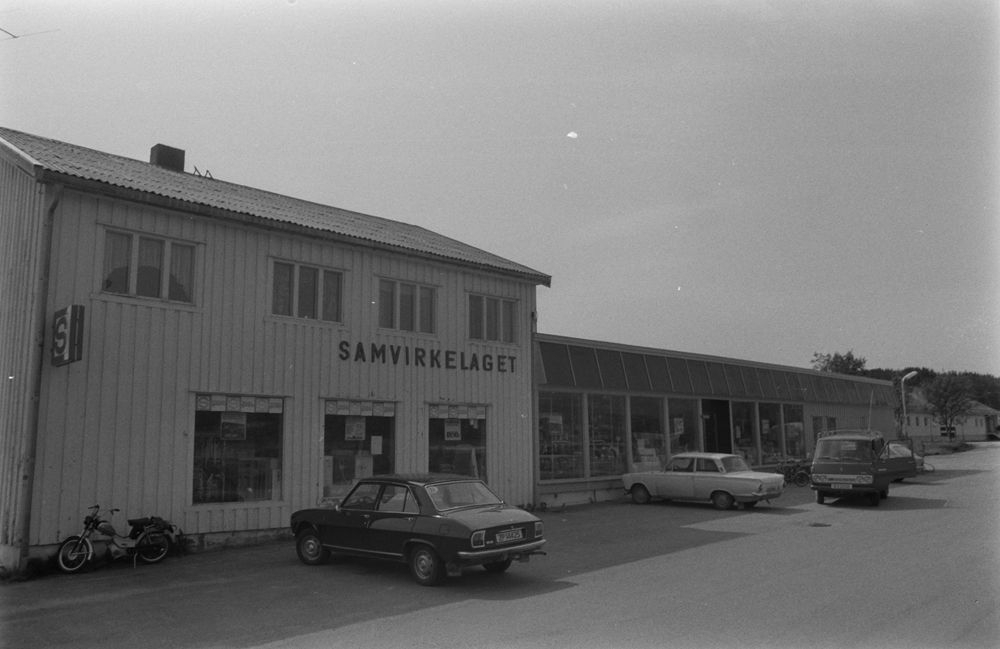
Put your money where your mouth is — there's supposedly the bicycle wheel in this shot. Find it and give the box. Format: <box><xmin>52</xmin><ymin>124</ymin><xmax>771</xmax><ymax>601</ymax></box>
<box><xmin>56</xmin><ymin>536</ymin><xmax>93</xmax><ymax>573</ymax></box>
<box><xmin>136</xmin><ymin>531</ymin><xmax>170</xmax><ymax>563</ymax></box>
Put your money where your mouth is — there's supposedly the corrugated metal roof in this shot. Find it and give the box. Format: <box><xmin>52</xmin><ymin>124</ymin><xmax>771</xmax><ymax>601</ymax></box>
<box><xmin>0</xmin><ymin>126</ymin><xmax>551</xmax><ymax>286</ymax></box>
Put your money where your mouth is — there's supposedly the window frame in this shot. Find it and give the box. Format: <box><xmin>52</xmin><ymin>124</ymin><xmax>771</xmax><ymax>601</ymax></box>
<box><xmin>468</xmin><ymin>293</ymin><xmax>518</xmax><ymax>343</ymax></box>
<box><xmin>378</xmin><ymin>278</ymin><xmax>437</xmax><ymax>334</ymax></box>
<box><xmin>271</xmin><ymin>260</ymin><xmax>344</xmax><ymax>323</ymax></box>
<box><xmin>102</xmin><ymin>229</ymin><xmax>196</xmax><ymax>304</ymax></box>
<box><xmin>192</xmin><ymin>396</ymin><xmax>284</xmax><ymax>505</ymax></box>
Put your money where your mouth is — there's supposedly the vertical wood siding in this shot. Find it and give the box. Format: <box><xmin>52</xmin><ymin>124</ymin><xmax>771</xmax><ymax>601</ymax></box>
<box><xmin>0</xmin><ymin>161</ymin><xmax>47</xmax><ymax>563</ymax></box>
<box><xmin>30</xmin><ymin>188</ymin><xmax>538</xmax><ymax>544</ymax></box>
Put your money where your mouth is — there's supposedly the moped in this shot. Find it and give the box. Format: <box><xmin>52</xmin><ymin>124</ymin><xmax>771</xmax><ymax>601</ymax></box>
<box><xmin>56</xmin><ymin>504</ymin><xmax>182</xmax><ymax>573</ymax></box>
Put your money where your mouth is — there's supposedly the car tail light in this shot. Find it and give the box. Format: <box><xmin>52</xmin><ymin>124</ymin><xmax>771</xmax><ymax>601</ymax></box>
<box><xmin>534</xmin><ymin>521</ymin><xmax>543</xmax><ymax>538</ymax></box>
<box><xmin>471</xmin><ymin>530</ymin><xmax>486</xmax><ymax>548</ymax></box>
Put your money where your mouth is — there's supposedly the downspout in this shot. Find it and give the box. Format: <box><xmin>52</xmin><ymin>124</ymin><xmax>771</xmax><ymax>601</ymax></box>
<box><xmin>17</xmin><ymin>181</ymin><xmax>62</xmax><ymax>570</ymax></box>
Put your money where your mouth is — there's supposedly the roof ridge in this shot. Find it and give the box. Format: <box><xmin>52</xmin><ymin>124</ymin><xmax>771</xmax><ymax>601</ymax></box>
<box><xmin>0</xmin><ymin>126</ymin><xmax>551</xmax><ymax>286</ymax></box>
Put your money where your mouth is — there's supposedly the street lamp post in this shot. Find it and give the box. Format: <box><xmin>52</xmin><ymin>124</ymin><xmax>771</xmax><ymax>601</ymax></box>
<box><xmin>901</xmin><ymin>370</ymin><xmax>918</xmax><ymax>439</ymax></box>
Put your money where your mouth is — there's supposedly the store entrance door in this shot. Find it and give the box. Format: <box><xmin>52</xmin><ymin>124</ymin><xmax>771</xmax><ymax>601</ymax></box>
<box><xmin>701</xmin><ymin>399</ymin><xmax>732</xmax><ymax>454</ymax></box>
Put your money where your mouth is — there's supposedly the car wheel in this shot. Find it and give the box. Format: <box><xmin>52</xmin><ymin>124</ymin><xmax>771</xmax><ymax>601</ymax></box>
<box><xmin>711</xmin><ymin>492</ymin><xmax>734</xmax><ymax>511</ymax></box>
<box><xmin>295</xmin><ymin>529</ymin><xmax>330</xmax><ymax>565</ymax></box>
<box><xmin>409</xmin><ymin>545</ymin><xmax>444</xmax><ymax>586</ymax></box>
<box><xmin>816</xmin><ymin>492</ymin><xmax>826</xmax><ymax>505</ymax></box>
<box><xmin>630</xmin><ymin>484</ymin><xmax>651</xmax><ymax>505</ymax></box>
<box><xmin>483</xmin><ymin>558</ymin><xmax>513</xmax><ymax>574</ymax></box>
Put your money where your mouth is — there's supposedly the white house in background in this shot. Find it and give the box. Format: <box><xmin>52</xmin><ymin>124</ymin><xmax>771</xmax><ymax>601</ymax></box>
<box><xmin>902</xmin><ymin>388</ymin><xmax>1000</xmax><ymax>445</ymax></box>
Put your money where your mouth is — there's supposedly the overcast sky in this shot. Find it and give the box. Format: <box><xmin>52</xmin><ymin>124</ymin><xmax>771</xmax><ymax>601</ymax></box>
<box><xmin>2</xmin><ymin>0</ymin><xmax>997</xmax><ymax>375</ymax></box>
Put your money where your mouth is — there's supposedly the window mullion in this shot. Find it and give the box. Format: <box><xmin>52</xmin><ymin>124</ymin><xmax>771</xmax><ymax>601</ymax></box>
<box><xmin>161</xmin><ymin>241</ymin><xmax>171</xmax><ymax>299</ymax></box>
<box><xmin>129</xmin><ymin>234</ymin><xmax>140</xmax><ymax>294</ymax></box>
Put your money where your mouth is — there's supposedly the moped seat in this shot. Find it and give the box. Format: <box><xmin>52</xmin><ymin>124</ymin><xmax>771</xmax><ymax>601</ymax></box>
<box><xmin>128</xmin><ymin>517</ymin><xmax>153</xmax><ymax>527</ymax></box>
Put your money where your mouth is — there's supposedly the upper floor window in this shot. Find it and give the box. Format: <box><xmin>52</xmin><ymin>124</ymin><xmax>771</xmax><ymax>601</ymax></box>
<box><xmin>378</xmin><ymin>279</ymin><xmax>436</xmax><ymax>333</ymax></box>
<box><xmin>469</xmin><ymin>294</ymin><xmax>517</xmax><ymax>343</ymax></box>
<box><xmin>272</xmin><ymin>261</ymin><xmax>343</xmax><ymax>322</ymax></box>
<box><xmin>103</xmin><ymin>230</ymin><xmax>195</xmax><ymax>303</ymax></box>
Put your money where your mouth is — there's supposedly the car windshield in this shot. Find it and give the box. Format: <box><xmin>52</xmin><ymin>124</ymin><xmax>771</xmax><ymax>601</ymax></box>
<box><xmin>720</xmin><ymin>456</ymin><xmax>751</xmax><ymax>473</ymax></box>
<box><xmin>425</xmin><ymin>480</ymin><xmax>503</xmax><ymax>511</ymax></box>
<box><xmin>814</xmin><ymin>439</ymin><xmax>875</xmax><ymax>462</ymax></box>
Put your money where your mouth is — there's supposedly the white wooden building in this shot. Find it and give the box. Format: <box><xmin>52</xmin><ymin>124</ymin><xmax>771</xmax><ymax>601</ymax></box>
<box><xmin>0</xmin><ymin>126</ymin><xmax>903</xmax><ymax>575</ymax></box>
<box><xmin>0</xmin><ymin>127</ymin><xmax>550</xmax><ymax>571</ymax></box>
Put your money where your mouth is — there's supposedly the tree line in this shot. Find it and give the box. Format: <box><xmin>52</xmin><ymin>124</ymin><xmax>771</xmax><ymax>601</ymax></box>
<box><xmin>811</xmin><ymin>350</ymin><xmax>1000</xmax><ymax>437</ymax></box>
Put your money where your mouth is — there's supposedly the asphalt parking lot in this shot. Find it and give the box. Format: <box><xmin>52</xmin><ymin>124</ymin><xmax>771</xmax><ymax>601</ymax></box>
<box><xmin>0</xmin><ymin>469</ymin><xmax>964</xmax><ymax>649</ymax></box>
<box><xmin>11</xmin><ymin>482</ymin><xmax>820</xmax><ymax>587</ymax></box>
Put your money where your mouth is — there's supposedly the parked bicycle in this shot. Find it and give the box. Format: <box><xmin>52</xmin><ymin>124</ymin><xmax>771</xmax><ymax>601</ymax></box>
<box><xmin>775</xmin><ymin>458</ymin><xmax>811</xmax><ymax>487</ymax></box>
<box><xmin>56</xmin><ymin>505</ymin><xmax>183</xmax><ymax>573</ymax></box>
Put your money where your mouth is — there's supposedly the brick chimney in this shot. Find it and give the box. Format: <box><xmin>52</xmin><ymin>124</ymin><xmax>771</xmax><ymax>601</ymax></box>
<box><xmin>150</xmin><ymin>144</ymin><xmax>185</xmax><ymax>172</ymax></box>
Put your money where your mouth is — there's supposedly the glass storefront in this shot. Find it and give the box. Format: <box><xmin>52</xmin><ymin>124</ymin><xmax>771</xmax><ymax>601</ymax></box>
<box><xmin>630</xmin><ymin>396</ymin><xmax>665</xmax><ymax>471</ymax></box>
<box><xmin>429</xmin><ymin>416</ymin><xmax>487</xmax><ymax>480</ymax></box>
<box><xmin>193</xmin><ymin>395</ymin><xmax>283</xmax><ymax>504</ymax></box>
<box><xmin>322</xmin><ymin>400</ymin><xmax>396</xmax><ymax>499</ymax></box>
<box><xmin>538</xmin><ymin>385</ymin><xmax>864</xmax><ymax>486</ymax></box>
<box><xmin>732</xmin><ymin>401</ymin><xmax>757</xmax><ymax>463</ymax></box>
<box><xmin>539</xmin><ymin>392</ymin><xmax>584</xmax><ymax>480</ymax></box>
<box><xmin>759</xmin><ymin>402</ymin><xmax>782</xmax><ymax>463</ymax></box>
<box><xmin>667</xmin><ymin>398</ymin><xmax>699</xmax><ymax>453</ymax></box>
<box><xmin>588</xmin><ymin>394</ymin><xmax>626</xmax><ymax>476</ymax></box>
<box><xmin>783</xmin><ymin>404</ymin><xmax>805</xmax><ymax>458</ymax></box>
<box><xmin>428</xmin><ymin>404</ymin><xmax>488</xmax><ymax>481</ymax></box>
<box><xmin>323</xmin><ymin>415</ymin><xmax>395</xmax><ymax>496</ymax></box>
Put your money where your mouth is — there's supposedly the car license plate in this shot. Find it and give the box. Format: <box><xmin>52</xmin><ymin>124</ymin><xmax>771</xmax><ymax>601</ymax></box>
<box><xmin>496</xmin><ymin>529</ymin><xmax>523</xmax><ymax>543</ymax></box>
<box><xmin>832</xmin><ymin>483</ymin><xmax>853</xmax><ymax>490</ymax></box>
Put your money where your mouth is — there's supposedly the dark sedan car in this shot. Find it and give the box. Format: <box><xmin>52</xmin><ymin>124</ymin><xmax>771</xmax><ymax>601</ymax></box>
<box><xmin>290</xmin><ymin>474</ymin><xmax>546</xmax><ymax>586</ymax></box>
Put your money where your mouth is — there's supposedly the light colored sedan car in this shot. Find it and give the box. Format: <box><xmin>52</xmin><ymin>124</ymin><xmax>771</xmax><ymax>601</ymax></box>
<box><xmin>623</xmin><ymin>452</ymin><xmax>784</xmax><ymax>510</ymax></box>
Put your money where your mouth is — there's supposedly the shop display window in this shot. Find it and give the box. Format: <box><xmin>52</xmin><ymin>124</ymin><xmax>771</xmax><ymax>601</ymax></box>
<box><xmin>783</xmin><ymin>404</ymin><xmax>805</xmax><ymax>457</ymax></box>
<box><xmin>538</xmin><ymin>392</ymin><xmax>583</xmax><ymax>480</ymax></box>
<box><xmin>732</xmin><ymin>401</ymin><xmax>757</xmax><ymax>463</ymax></box>
<box><xmin>630</xmin><ymin>396</ymin><xmax>665</xmax><ymax>471</ymax></box>
<box><xmin>759</xmin><ymin>402</ymin><xmax>783</xmax><ymax>463</ymax></box>
<box><xmin>667</xmin><ymin>398</ymin><xmax>699</xmax><ymax>453</ymax></box>
<box><xmin>324</xmin><ymin>415</ymin><xmax>395</xmax><ymax>498</ymax></box>
<box><xmin>193</xmin><ymin>398</ymin><xmax>283</xmax><ymax>504</ymax></box>
<box><xmin>588</xmin><ymin>394</ymin><xmax>625</xmax><ymax>476</ymax></box>
<box><xmin>429</xmin><ymin>417</ymin><xmax>486</xmax><ymax>481</ymax></box>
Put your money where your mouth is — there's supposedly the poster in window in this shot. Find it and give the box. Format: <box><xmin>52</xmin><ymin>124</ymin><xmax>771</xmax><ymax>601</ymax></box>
<box><xmin>220</xmin><ymin>412</ymin><xmax>247</xmax><ymax>441</ymax></box>
<box><xmin>673</xmin><ymin>418</ymin><xmax>685</xmax><ymax>435</ymax></box>
<box><xmin>345</xmin><ymin>416</ymin><xmax>366</xmax><ymax>441</ymax></box>
<box><xmin>371</xmin><ymin>435</ymin><xmax>383</xmax><ymax>456</ymax></box>
<box><xmin>445</xmin><ymin>419</ymin><xmax>462</xmax><ymax>441</ymax></box>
